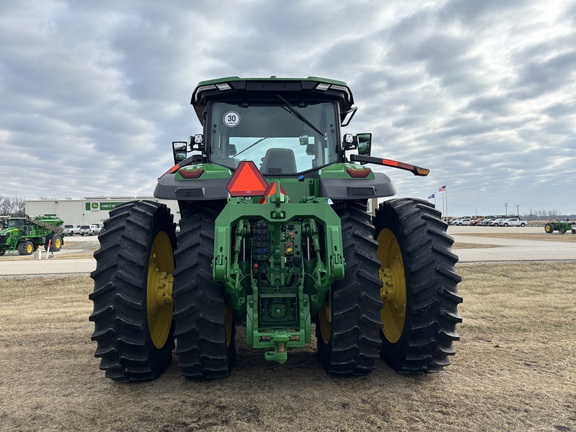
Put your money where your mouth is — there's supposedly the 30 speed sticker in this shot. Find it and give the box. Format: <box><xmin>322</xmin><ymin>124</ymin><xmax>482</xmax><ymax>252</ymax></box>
<box><xmin>223</xmin><ymin>111</ymin><xmax>240</xmax><ymax>127</ymax></box>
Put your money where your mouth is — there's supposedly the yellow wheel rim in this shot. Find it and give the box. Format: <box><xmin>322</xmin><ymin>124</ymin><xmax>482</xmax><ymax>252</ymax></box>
<box><xmin>318</xmin><ymin>291</ymin><xmax>332</xmax><ymax>344</ymax></box>
<box><xmin>26</xmin><ymin>243</ymin><xmax>33</xmax><ymax>254</ymax></box>
<box><xmin>376</xmin><ymin>228</ymin><xmax>406</xmax><ymax>344</ymax></box>
<box><xmin>545</xmin><ymin>224</ymin><xmax>552</xmax><ymax>233</ymax></box>
<box><xmin>147</xmin><ymin>231</ymin><xmax>175</xmax><ymax>349</ymax></box>
<box><xmin>54</xmin><ymin>238</ymin><xmax>61</xmax><ymax>249</ymax></box>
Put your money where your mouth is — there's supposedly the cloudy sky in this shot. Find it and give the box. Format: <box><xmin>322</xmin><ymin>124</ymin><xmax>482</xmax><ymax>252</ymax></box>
<box><xmin>1</xmin><ymin>0</ymin><xmax>575</xmax><ymax>216</ymax></box>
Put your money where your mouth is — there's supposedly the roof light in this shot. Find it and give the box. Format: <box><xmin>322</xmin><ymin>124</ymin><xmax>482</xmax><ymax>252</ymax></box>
<box><xmin>227</xmin><ymin>161</ymin><xmax>268</xmax><ymax>197</ymax></box>
<box><xmin>330</xmin><ymin>84</ymin><xmax>352</xmax><ymax>101</ymax></box>
<box><xmin>195</xmin><ymin>84</ymin><xmax>216</xmax><ymax>93</ymax></box>
<box><xmin>216</xmin><ymin>83</ymin><xmax>232</xmax><ymax>91</ymax></box>
<box><xmin>315</xmin><ymin>83</ymin><xmax>330</xmax><ymax>91</ymax></box>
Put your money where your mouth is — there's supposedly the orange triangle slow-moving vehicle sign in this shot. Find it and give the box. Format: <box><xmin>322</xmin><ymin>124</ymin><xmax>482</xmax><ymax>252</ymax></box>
<box><xmin>259</xmin><ymin>182</ymin><xmax>289</xmax><ymax>204</ymax></box>
<box><xmin>227</xmin><ymin>161</ymin><xmax>269</xmax><ymax>197</ymax></box>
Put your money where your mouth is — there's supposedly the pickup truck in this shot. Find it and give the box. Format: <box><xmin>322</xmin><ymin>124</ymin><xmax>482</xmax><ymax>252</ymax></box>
<box><xmin>499</xmin><ymin>218</ymin><xmax>527</xmax><ymax>227</ymax></box>
<box><xmin>63</xmin><ymin>225</ymin><xmax>80</xmax><ymax>236</ymax></box>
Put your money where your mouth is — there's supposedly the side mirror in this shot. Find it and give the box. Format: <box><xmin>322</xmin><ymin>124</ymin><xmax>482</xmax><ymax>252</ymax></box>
<box><xmin>299</xmin><ymin>135</ymin><xmax>310</xmax><ymax>146</ymax></box>
<box><xmin>357</xmin><ymin>133</ymin><xmax>372</xmax><ymax>156</ymax></box>
<box><xmin>172</xmin><ymin>141</ymin><xmax>188</xmax><ymax>164</ymax></box>
<box><xmin>341</xmin><ymin>133</ymin><xmax>372</xmax><ymax>156</ymax></box>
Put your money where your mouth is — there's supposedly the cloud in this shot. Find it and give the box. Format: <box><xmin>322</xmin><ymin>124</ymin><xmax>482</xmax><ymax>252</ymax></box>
<box><xmin>0</xmin><ymin>0</ymin><xmax>574</xmax><ymax>216</ymax></box>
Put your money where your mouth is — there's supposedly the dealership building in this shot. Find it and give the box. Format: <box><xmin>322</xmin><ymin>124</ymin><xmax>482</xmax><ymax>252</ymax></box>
<box><xmin>25</xmin><ymin>197</ymin><xmax>181</xmax><ymax>226</ymax></box>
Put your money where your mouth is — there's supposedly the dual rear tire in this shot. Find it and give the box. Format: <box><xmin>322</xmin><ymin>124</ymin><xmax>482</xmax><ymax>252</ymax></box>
<box><xmin>316</xmin><ymin>199</ymin><xmax>462</xmax><ymax>375</ymax></box>
<box><xmin>374</xmin><ymin>199</ymin><xmax>462</xmax><ymax>373</ymax></box>
<box><xmin>89</xmin><ymin>201</ymin><xmax>176</xmax><ymax>381</ymax></box>
<box><xmin>89</xmin><ymin>198</ymin><xmax>462</xmax><ymax>381</ymax></box>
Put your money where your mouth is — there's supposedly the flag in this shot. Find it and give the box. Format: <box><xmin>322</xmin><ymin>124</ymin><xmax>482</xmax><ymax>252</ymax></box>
<box><xmin>428</xmin><ymin>193</ymin><xmax>435</xmax><ymax>199</ymax></box>
<box><xmin>438</xmin><ymin>185</ymin><xmax>447</xmax><ymax>192</ymax></box>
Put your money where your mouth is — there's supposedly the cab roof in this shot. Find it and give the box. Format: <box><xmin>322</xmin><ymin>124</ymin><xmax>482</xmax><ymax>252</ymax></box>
<box><xmin>190</xmin><ymin>76</ymin><xmax>356</xmax><ymax>126</ymax></box>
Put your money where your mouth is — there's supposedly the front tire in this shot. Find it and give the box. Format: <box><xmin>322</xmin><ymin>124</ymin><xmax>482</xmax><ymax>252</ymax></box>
<box><xmin>172</xmin><ymin>204</ymin><xmax>236</xmax><ymax>379</ymax></box>
<box><xmin>89</xmin><ymin>201</ymin><xmax>176</xmax><ymax>382</ymax></box>
<box><xmin>316</xmin><ymin>201</ymin><xmax>383</xmax><ymax>376</ymax></box>
<box><xmin>374</xmin><ymin>198</ymin><xmax>462</xmax><ymax>374</ymax></box>
<box><xmin>18</xmin><ymin>240</ymin><xmax>34</xmax><ymax>255</ymax></box>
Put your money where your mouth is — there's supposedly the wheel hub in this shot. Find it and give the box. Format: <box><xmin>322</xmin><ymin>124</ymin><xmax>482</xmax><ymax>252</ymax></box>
<box><xmin>147</xmin><ymin>232</ymin><xmax>175</xmax><ymax>349</ymax></box>
<box><xmin>376</xmin><ymin>228</ymin><xmax>407</xmax><ymax>344</ymax></box>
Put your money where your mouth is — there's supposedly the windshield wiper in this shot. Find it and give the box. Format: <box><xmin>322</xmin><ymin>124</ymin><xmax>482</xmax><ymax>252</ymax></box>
<box><xmin>276</xmin><ymin>94</ymin><xmax>325</xmax><ymax>137</ymax></box>
<box><xmin>234</xmin><ymin>137</ymin><xmax>269</xmax><ymax>158</ymax></box>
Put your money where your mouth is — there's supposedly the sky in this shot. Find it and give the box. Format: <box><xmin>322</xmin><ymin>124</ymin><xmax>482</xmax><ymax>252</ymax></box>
<box><xmin>1</xmin><ymin>0</ymin><xmax>575</xmax><ymax>217</ymax></box>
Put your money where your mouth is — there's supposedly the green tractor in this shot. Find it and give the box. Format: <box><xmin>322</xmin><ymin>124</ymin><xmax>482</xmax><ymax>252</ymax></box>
<box><xmin>0</xmin><ymin>215</ymin><xmax>64</xmax><ymax>256</ymax></box>
<box><xmin>544</xmin><ymin>220</ymin><xmax>575</xmax><ymax>234</ymax></box>
<box><xmin>89</xmin><ymin>76</ymin><xmax>462</xmax><ymax>381</ymax></box>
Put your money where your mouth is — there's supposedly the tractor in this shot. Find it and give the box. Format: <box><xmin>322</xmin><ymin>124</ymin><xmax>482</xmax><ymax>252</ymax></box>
<box><xmin>89</xmin><ymin>76</ymin><xmax>462</xmax><ymax>381</ymax></box>
<box><xmin>0</xmin><ymin>215</ymin><xmax>64</xmax><ymax>256</ymax></box>
<box><xmin>544</xmin><ymin>220</ymin><xmax>575</xmax><ymax>234</ymax></box>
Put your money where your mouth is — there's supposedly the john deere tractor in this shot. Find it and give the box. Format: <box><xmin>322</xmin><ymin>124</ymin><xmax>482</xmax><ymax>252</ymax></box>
<box><xmin>89</xmin><ymin>76</ymin><xmax>462</xmax><ymax>381</ymax></box>
<box><xmin>0</xmin><ymin>215</ymin><xmax>64</xmax><ymax>256</ymax></box>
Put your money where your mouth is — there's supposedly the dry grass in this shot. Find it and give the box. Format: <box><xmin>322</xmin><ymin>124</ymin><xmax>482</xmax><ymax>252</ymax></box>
<box><xmin>0</xmin><ymin>263</ymin><xmax>575</xmax><ymax>431</ymax></box>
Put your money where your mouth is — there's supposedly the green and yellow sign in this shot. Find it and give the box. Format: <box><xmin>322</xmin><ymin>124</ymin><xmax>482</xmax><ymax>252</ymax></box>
<box><xmin>85</xmin><ymin>202</ymin><xmax>123</xmax><ymax>212</ymax></box>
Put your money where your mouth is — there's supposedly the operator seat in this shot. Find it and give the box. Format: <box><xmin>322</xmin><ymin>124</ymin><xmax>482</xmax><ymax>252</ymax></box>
<box><xmin>260</xmin><ymin>148</ymin><xmax>297</xmax><ymax>174</ymax></box>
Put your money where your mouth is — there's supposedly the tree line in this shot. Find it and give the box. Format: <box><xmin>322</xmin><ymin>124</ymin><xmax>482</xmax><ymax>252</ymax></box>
<box><xmin>0</xmin><ymin>196</ymin><xmax>26</xmax><ymax>216</ymax></box>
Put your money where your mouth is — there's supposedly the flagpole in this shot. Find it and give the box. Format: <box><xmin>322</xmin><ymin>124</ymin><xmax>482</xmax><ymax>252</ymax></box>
<box><xmin>446</xmin><ymin>187</ymin><xmax>448</xmax><ymax>217</ymax></box>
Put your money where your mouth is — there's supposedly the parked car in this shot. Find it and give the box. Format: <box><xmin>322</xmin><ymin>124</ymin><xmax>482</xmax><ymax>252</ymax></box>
<box><xmin>451</xmin><ymin>218</ymin><xmax>471</xmax><ymax>226</ymax></box>
<box><xmin>90</xmin><ymin>224</ymin><xmax>102</xmax><ymax>235</ymax></box>
<box><xmin>490</xmin><ymin>218</ymin><xmax>504</xmax><ymax>226</ymax></box>
<box><xmin>79</xmin><ymin>225</ymin><xmax>92</xmax><ymax>236</ymax></box>
<box><xmin>499</xmin><ymin>217</ymin><xmax>527</xmax><ymax>227</ymax></box>
<box><xmin>63</xmin><ymin>224</ymin><xmax>80</xmax><ymax>236</ymax></box>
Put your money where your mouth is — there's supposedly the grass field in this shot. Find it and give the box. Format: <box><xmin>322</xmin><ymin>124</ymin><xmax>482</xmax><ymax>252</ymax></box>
<box><xmin>0</xmin><ymin>262</ymin><xmax>575</xmax><ymax>431</ymax></box>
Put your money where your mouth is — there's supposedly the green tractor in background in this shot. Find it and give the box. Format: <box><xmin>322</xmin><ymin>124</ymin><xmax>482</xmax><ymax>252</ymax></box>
<box><xmin>544</xmin><ymin>220</ymin><xmax>575</xmax><ymax>234</ymax></box>
<box><xmin>89</xmin><ymin>77</ymin><xmax>462</xmax><ymax>381</ymax></box>
<box><xmin>0</xmin><ymin>215</ymin><xmax>64</xmax><ymax>256</ymax></box>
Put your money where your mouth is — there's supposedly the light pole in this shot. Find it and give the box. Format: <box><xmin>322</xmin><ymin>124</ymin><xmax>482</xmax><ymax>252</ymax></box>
<box><xmin>505</xmin><ymin>203</ymin><xmax>508</xmax><ymax>216</ymax></box>
<box><xmin>516</xmin><ymin>205</ymin><xmax>519</xmax><ymax>216</ymax></box>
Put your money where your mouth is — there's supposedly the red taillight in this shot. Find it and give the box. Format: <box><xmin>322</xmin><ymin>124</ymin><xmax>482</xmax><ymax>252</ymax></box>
<box><xmin>346</xmin><ymin>167</ymin><xmax>372</xmax><ymax>178</ymax></box>
<box><xmin>227</xmin><ymin>161</ymin><xmax>268</xmax><ymax>196</ymax></box>
<box><xmin>179</xmin><ymin>167</ymin><xmax>204</xmax><ymax>178</ymax></box>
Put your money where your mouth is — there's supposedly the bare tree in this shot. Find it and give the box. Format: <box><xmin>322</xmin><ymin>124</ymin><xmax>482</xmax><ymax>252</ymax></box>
<box><xmin>0</xmin><ymin>196</ymin><xmax>26</xmax><ymax>216</ymax></box>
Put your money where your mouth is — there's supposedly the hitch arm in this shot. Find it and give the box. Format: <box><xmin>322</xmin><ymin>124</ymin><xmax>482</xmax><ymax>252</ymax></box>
<box><xmin>350</xmin><ymin>154</ymin><xmax>430</xmax><ymax>176</ymax></box>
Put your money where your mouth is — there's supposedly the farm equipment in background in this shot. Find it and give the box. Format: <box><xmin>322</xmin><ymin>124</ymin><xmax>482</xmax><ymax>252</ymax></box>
<box><xmin>544</xmin><ymin>220</ymin><xmax>576</xmax><ymax>234</ymax></box>
<box><xmin>0</xmin><ymin>215</ymin><xmax>64</xmax><ymax>256</ymax></box>
<box><xmin>90</xmin><ymin>76</ymin><xmax>462</xmax><ymax>381</ymax></box>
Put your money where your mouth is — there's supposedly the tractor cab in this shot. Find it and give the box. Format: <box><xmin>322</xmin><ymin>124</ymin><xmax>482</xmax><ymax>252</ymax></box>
<box><xmin>177</xmin><ymin>77</ymin><xmax>371</xmax><ymax>175</ymax></box>
<box><xmin>206</xmin><ymin>101</ymin><xmax>339</xmax><ymax>175</ymax></box>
